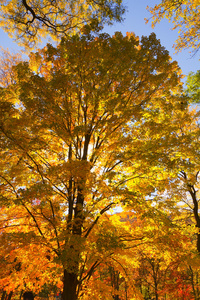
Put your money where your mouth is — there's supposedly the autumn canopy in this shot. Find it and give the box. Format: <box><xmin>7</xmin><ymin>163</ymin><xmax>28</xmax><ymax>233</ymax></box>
<box><xmin>0</xmin><ymin>1</ymin><xmax>200</xmax><ymax>300</ymax></box>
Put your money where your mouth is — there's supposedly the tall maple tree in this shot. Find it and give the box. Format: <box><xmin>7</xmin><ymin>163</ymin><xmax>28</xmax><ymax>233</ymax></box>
<box><xmin>0</xmin><ymin>32</ymin><xmax>191</xmax><ymax>299</ymax></box>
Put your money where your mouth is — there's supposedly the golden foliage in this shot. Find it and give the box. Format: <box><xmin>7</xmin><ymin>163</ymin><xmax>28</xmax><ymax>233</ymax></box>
<box><xmin>147</xmin><ymin>0</ymin><xmax>200</xmax><ymax>52</ymax></box>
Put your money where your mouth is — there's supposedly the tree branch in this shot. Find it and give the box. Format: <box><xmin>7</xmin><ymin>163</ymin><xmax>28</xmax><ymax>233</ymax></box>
<box><xmin>84</xmin><ymin>203</ymin><xmax>114</xmax><ymax>238</ymax></box>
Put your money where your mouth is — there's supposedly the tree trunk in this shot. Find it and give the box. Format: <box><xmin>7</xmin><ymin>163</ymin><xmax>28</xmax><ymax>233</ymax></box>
<box><xmin>181</xmin><ymin>171</ymin><xmax>200</xmax><ymax>253</ymax></box>
<box><xmin>62</xmin><ymin>137</ymin><xmax>90</xmax><ymax>300</ymax></box>
<box><xmin>110</xmin><ymin>267</ymin><xmax>120</xmax><ymax>300</ymax></box>
<box><xmin>6</xmin><ymin>292</ymin><xmax>13</xmax><ymax>300</ymax></box>
<box><xmin>1</xmin><ymin>291</ymin><xmax>6</xmax><ymax>300</ymax></box>
<box><xmin>197</xmin><ymin>233</ymin><xmax>200</xmax><ymax>253</ymax></box>
<box><xmin>63</xmin><ymin>187</ymin><xmax>84</xmax><ymax>300</ymax></box>
<box><xmin>187</xmin><ymin>183</ymin><xmax>200</xmax><ymax>253</ymax></box>
<box><xmin>63</xmin><ymin>269</ymin><xmax>78</xmax><ymax>300</ymax></box>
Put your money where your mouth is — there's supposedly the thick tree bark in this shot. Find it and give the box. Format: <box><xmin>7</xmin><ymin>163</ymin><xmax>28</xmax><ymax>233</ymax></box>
<box><xmin>63</xmin><ymin>269</ymin><xmax>78</xmax><ymax>300</ymax></box>
<box><xmin>151</xmin><ymin>261</ymin><xmax>159</xmax><ymax>300</ymax></box>
<box><xmin>110</xmin><ymin>267</ymin><xmax>120</xmax><ymax>300</ymax></box>
<box><xmin>62</xmin><ymin>135</ymin><xmax>91</xmax><ymax>300</ymax></box>
<box><xmin>63</xmin><ymin>185</ymin><xmax>85</xmax><ymax>300</ymax></box>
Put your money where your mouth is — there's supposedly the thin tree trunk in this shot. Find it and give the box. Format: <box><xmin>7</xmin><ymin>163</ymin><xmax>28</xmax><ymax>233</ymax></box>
<box><xmin>189</xmin><ymin>266</ymin><xmax>197</xmax><ymax>300</ymax></box>
<box><xmin>19</xmin><ymin>291</ymin><xmax>23</xmax><ymax>300</ymax></box>
<box><xmin>187</xmin><ymin>184</ymin><xmax>200</xmax><ymax>253</ymax></box>
<box><xmin>1</xmin><ymin>291</ymin><xmax>6</xmax><ymax>300</ymax></box>
<box><xmin>7</xmin><ymin>292</ymin><xmax>13</xmax><ymax>300</ymax></box>
<box><xmin>180</xmin><ymin>172</ymin><xmax>200</xmax><ymax>253</ymax></box>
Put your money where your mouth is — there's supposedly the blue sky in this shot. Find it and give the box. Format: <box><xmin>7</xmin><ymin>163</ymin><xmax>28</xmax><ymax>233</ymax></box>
<box><xmin>0</xmin><ymin>0</ymin><xmax>199</xmax><ymax>80</ymax></box>
<box><xmin>104</xmin><ymin>0</ymin><xmax>199</xmax><ymax>79</ymax></box>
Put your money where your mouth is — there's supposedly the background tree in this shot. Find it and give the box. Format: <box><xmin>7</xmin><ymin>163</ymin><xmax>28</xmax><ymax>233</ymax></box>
<box><xmin>147</xmin><ymin>0</ymin><xmax>200</xmax><ymax>52</ymax></box>
<box><xmin>0</xmin><ymin>0</ymin><xmax>125</xmax><ymax>48</ymax></box>
<box><xmin>80</xmin><ymin>206</ymin><xmax>198</xmax><ymax>300</ymax></box>
<box><xmin>186</xmin><ymin>70</ymin><xmax>200</xmax><ymax>103</ymax></box>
